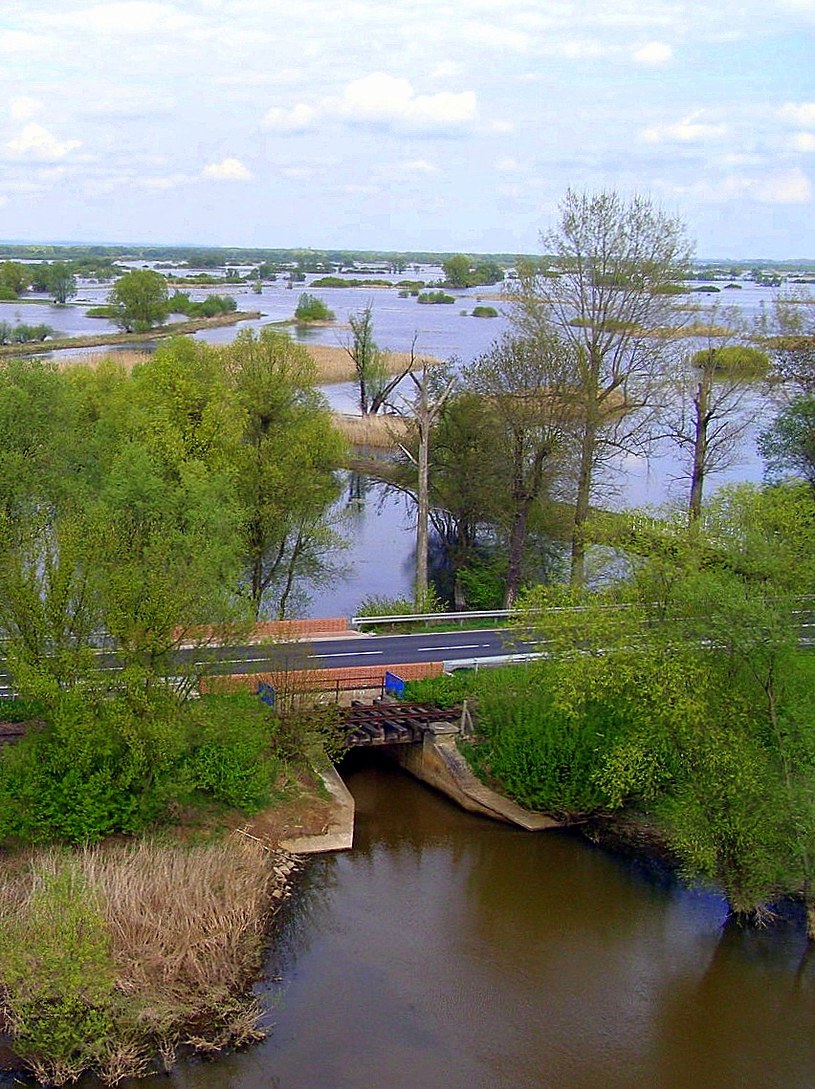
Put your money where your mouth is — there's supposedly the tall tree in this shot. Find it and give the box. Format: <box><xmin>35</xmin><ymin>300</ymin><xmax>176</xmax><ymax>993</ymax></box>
<box><xmin>662</xmin><ymin>306</ymin><xmax>766</xmax><ymax>520</ymax></box>
<box><xmin>224</xmin><ymin>329</ymin><xmax>346</xmax><ymax>619</ymax></box>
<box><xmin>344</xmin><ymin>305</ymin><xmax>416</xmax><ymax>415</ymax></box>
<box><xmin>108</xmin><ymin>269</ymin><xmax>170</xmax><ymax>332</ymax></box>
<box><xmin>463</xmin><ymin>333</ymin><xmax>577</xmax><ymax>607</ymax></box>
<box><xmin>513</xmin><ymin>190</ymin><xmax>692</xmax><ymax>584</ymax></box>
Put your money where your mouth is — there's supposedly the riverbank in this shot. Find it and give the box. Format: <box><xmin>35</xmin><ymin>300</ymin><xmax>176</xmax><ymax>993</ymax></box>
<box><xmin>0</xmin><ymin>310</ymin><xmax>261</xmax><ymax>357</ymax></box>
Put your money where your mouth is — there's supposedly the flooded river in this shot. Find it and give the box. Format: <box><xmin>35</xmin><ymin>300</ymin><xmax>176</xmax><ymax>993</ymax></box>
<box><xmin>161</xmin><ymin>757</ymin><xmax>815</xmax><ymax>1089</ymax></box>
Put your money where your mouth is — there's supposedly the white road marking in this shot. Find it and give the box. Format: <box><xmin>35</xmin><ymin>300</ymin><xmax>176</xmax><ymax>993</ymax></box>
<box><xmin>307</xmin><ymin>650</ymin><xmax>384</xmax><ymax>659</ymax></box>
<box><xmin>417</xmin><ymin>643</ymin><xmax>490</xmax><ymax>651</ymax></box>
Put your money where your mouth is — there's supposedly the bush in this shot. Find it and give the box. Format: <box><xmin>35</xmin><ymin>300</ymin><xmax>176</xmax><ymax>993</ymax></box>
<box><xmin>294</xmin><ymin>293</ymin><xmax>335</xmax><ymax>322</ymax></box>
<box><xmin>0</xmin><ymin>855</ymin><xmax>120</xmax><ymax>1085</ymax></box>
<box><xmin>417</xmin><ymin>290</ymin><xmax>455</xmax><ymax>305</ymax></box>
<box><xmin>471</xmin><ymin>305</ymin><xmax>498</xmax><ymax>318</ymax></box>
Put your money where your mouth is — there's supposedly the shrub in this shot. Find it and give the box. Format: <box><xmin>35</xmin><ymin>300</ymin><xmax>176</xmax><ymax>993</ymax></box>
<box><xmin>0</xmin><ymin>854</ymin><xmax>120</xmax><ymax>1085</ymax></box>
<box><xmin>294</xmin><ymin>293</ymin><xmax>335</xmax><ymax>322</ymax></box>
<box><xmin>472</xmin><ymin>305</ymin><xmax>498</xmax><ymax>318</ymax></box>
<box><xmin>417</xmin><ymin>290</ymin><xmax>455</xmax><ymax>305</ymax></box>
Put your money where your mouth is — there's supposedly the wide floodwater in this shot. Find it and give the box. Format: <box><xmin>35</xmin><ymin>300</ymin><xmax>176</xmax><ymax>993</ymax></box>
<box><xmin>156</xmin><ymin>758</ymin><xmax>814</xmax><ymax>1089</ymax></box>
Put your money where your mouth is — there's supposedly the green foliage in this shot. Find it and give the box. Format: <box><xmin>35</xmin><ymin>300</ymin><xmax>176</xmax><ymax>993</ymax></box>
<box><xmin>471</xmin><ymin>305</ymin><xmax>498</xmax><ymax>318</ymax></box>
<box><xmin>442</xmin><ymin>256</ymin><xmax>504</xmax><ymax>288</ymax></box>
<box><xmin>168</xmin><ymin>292</ymin><xmax>238</xmax><ymax>318</ymax></box>
<box><xmin>0</xmin><ymin>856</ymin><xmax>120</xmax><ymax>1082</ymax></box>
<box><xmin>690</xmin><ymin>344</ymin><xmax>769</xmax><ymax>379</ymax></box>
<box><xmin>0</xmin><ymin>321</ymin><xmax>55</xmax><ymax>344</ymax></box>
<box><xmin>760</xmin><ymin>395</ymin><xmax>815</xmax><ymax>487</ymax></box>
<box><xmin>180</xmin><ymin>694</ymin><xmax>279</xmax><ymax>811</ymax></box>
<box><xmin>417</xmin><ymin>290</ymin><xmax>455</xmax><ymax>304</ymax></box>
<box><xmin>108</xmin><ymin>269</ymin><xmax>170</xmax><ymax>332</ymax></box>
<box><xmin>294</xmin><ymin>292</ymin><xmax>335</xmax><ymax>322</ymax></box>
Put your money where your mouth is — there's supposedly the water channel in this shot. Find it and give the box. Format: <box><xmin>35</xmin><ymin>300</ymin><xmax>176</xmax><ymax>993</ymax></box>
<box><xmin>153</xmin><ymin>756</ymin><xmax>815</xmax><ymax>1089</ymax></box>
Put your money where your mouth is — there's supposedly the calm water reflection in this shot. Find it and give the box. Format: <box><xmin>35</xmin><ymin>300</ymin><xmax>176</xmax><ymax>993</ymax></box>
<box><xmin>154</xmin><ymin>759</ymin><xmax>815</xmax><ymax>1089</ymax></box>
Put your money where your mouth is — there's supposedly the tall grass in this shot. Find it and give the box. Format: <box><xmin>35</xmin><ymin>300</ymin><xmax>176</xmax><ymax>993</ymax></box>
<box><xmin>303</xmin><ymin>343</ymin><xmax>437</xmax><ymax>383</ymax></box>
<box><xmin>0</xmin><ymin>839</ymin><xmax>296</xmax><ymax>1084</ymax></box>
<box><xmin>332</xmin><ymin>412</ymin><xmax>409</xmax><ymax>448</ymax></box>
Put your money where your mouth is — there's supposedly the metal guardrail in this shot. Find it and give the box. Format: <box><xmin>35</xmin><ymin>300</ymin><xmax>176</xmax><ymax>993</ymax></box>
<box><xmin>350</xmin><ymin>609</ymin><xmax>517</xmax><ymax>629</ymax></box>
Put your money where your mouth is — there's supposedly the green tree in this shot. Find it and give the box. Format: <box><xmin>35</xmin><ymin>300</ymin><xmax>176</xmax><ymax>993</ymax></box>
<box><xmin>760</xmin><ymin>395</ymin><xmax>815</xmax><ymax>488</ymax></box>
<box><xmin>442</xmin><ymin>255</ymin><xmax>472</xmax><ymax>288</ymax></box>
<box><xmin>514</xmin><ymin>484</ymin><xmax>815</xmax><ymax>924</ymax></box>
<box><xmin>513</xmin><ymin>189</ymin><xmax>692</xmax><ymax>584</ymax></box>
<box><xmin>463</xmin><ymin>333</ymin><xmax>576</xmax><ymax>606</ymax></box>
<box><xmin>108</xmin><ymin>269</ymin><xmax>170</xmax><ymax>332</ymax></box>
<box><xmin>344</xmin><ymin>305</ymin><xmax>415</xmax><ymax>415</ymax></box>
<box><xmin>294</xmin><ymin>292</ymin><xmax>334</xmax><ymax>322</ymax></box>
<box><xmin>47</xmin><ymin>262</ymin><xmax>77</xmax><ymax>305</ymax></box>
<box><xmin>224</xmin><ymin>329</ymin><xmax>347</xmax><ymax>619</ymax></box>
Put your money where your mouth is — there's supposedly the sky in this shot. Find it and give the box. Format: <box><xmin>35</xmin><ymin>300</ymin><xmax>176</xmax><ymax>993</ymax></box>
<box><xmin>1</xmin><ymin>0</ymin><xmax>814</xmax><ymax>259</ymax></box>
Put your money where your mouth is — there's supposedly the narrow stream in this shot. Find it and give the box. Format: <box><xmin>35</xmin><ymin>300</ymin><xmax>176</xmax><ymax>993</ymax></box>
<box><xmin>164</xmin><ymin>756</ymin><xmax>815</xmax><ymax>1089</ymax></box>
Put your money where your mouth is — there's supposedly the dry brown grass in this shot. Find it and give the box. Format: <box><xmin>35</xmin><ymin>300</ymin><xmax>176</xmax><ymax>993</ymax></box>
<box><xmin>56</xmin><ymin>350</ymin><xmax>152</xmax><ymax>372</ymax></box>
<box><xmin>303</xmin><ymin>343</ymin><xmax>425</xmax><ymax>383</ymax></box>
<box><xmin>0</xmin><ymin>839</ymin><xmax>297</xmax><ymax>1083</ymax></box>
<box><xmin>332</xmin><ymin>411</ymin><xmax>410</xmax><ymax>448</ymax></box>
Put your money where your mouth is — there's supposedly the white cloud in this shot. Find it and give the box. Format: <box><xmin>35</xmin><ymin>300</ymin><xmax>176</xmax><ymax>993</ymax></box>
<box><xmin>461</xmin><ymin>23</ymin><xmax>530</xmax><ymax>51</ymax></box>
<box><xmin>333</xmin><ymin>73</ymin><xmax>477</xmax><ymax>132</ymax></box>
<box><xmin>431</xmin><ymin>60</ymin><xmax>462</xmax><ymax>80</ymax></box>
<box><xmin>6</xmin><ymin>123</ymin><xmax>81</xmax><ymax>161</ymax></box>
<box><xmin>754</xmin><ymin>168</ymin><xmax>812</xmax><ymax>203</ymax></box>
<box><xmin>201</xmin><ymin>157</ymin><xmax>253</xmax><ymax>181</ymax></box>
<box><xmin>139</xmin><ymin>173</ymin><xmax>194</xmax><ymax>189</ymax></box>
<box><xmin>490</xmin><ymin>120</ymin><xmax>516</xmax><ymax>134</ymax></box>
<box><xmin>262</xmin><ymin>103</ymin><xmax>318</xmax><ymax>133</ymax></box>
<box><xmin>557</xmin><ymin>39</ymin><xmax>608</xmax><ymax>59</ymax></box>
<box><xmin>632</xmin><ymin>41</ymin><xmax>673</xmax><ymax>65</ymax></box>
<box><xmin>680</xmin><ymin>167</ymin><xmax>813</xmax><ymax>205</ymax></box>
<box><xmin>778</xmin><ymin>102</ymin><xmax>815</xmax><ymax>126</ymax></box>
<box><xmin>9</xmin><ymin>97</ymin><xmax>42</xmax><ymax>122</ymax></box>
<box><xmin>791</xmin><ymin>132</ymin><xmax>815</xmax><ymax>152</ymax></box>
<box><xmin>52</xmin><ymin>2</ymin><xmax>194</xmax><ymax>35</ymax></box>
<box><xmin>641</xmin><ymin>113</ymin><xmax>727</xmax><ymax>143</ymax></box>
<box><xmin>0</xmin><ymin>30</ymin><xmax>40</xmax><ymax>53</ymax></box>
<box><xmin>497</xmin><ymin>157</ymin><xmax>521</xmax><ymax>172</ymax></box>
<box><xmin>399</xmin><ymin>159</ymin><xmax>437</xmax><ymax>173</ymax></box>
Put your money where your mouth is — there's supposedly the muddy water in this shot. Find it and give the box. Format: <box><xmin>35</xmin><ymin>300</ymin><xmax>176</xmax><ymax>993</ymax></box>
<box><xmin>162</xmin><ymin>757</ymin><xmax>815</xmax><ymax>1089</ymax></box>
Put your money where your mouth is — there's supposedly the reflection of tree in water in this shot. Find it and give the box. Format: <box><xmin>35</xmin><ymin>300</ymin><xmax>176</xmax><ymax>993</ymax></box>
<box><xmin>653</xmin><ymin>910</ymin><xmax>815</xmax><ymax>1089</ymax></box>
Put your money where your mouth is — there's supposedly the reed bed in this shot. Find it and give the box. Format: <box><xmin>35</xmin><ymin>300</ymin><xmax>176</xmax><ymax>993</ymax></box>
<box><xmin>332</xmin><ymin>411</ymin><xmax>410</xmax><ymax>448</ymax></box>
<box><xmin>0</xmin><ymin>839</ymin><xmax>296</xmax><ymax>1084</ymax></box>
<box><xmin>57</xmin><ymin>350</ymin><xmax>152</xmax><ymax>371</ymax></box>
<box><xmin>304</xmin><ymin>343</ymin><xmax>424</xmax><ymax>383</ymax></box>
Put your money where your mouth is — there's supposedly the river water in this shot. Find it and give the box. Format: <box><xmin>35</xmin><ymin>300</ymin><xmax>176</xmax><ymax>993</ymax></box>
<box><xmin>153</xmin><ymin>756</ymin><xmax>815</xmax><ymax>1089</ymax></box>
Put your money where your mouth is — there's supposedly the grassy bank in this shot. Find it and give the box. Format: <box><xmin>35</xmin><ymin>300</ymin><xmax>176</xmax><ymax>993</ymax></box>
<box><xmin>0</xmin><ymin>310</ymin><xmax>261</xmax><ymax>357</ymax></box>
<box><xmin>0</xmin><ymin>839</ymin><xmax>296</xmax><ymax>1085</ymax></box>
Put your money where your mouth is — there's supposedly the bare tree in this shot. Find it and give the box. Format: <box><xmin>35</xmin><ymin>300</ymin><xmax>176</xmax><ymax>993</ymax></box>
<box><xmin>398</xmin><ymin>349</ymin><xmax>455</xmax><ymax>605</ymax></box>
<box><xmin>513</xmin><ymin>190</ymin><xmax>693</xmax><ymax>584</ymax></box>
<box><xmin>661</xmin><ymin>306</ymin><xmax>765</xmax><ymax>520</ymax></box>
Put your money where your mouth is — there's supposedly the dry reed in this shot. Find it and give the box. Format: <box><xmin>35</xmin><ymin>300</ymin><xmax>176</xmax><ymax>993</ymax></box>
<box><xmin>0</xmin><ymin>839</ymin><xmax>297</xmax><ymax>1083</ymax></box>
<box><xmin>332</xmin><ymin>412</ymin><xmax>410</xmax><ymax>448</ymax></box>
<box><xmin>304</xmin><ymin>343</ymin><xmax>427</xmax><ymax>383</ymax></box>
<box><xmin>56</xmin><ymin>350</ymin><xmax>152</xmax><ymax>371</ymax></box>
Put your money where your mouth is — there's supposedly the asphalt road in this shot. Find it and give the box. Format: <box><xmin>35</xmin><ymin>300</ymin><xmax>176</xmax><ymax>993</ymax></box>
<box><xmin>0</xmin><ymin>628</ymin><xmax>539</xmax><ymax>697</ymax></box>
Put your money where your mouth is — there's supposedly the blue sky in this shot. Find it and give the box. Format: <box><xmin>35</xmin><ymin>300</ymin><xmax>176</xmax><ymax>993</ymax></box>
<box><xmin>1</xmin><ymin>0</ymin><xmax>814</xmax><ymax>258</ymax></box>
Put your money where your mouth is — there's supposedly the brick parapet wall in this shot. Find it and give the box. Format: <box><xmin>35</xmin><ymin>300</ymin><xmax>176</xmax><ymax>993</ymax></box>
<box><xmin>200</xmin><ymin>660</ymin><xmax>443</xmax><ymax>695</ymax></box>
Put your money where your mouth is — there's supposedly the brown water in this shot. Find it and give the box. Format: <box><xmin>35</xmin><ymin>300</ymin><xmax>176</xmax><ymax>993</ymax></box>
<box><xmin>161</xmin><ymin>756</ymin><xmax>813</xmax><ymax>1089</ymax></box>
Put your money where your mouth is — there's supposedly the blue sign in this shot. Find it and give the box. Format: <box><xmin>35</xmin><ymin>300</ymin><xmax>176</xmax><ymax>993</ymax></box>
<box><xmin>384</xmin><ymin>671</ymin><xmax>406</xmax><ymax>697</ymax></box>
<box><xmin>257</xmin><ymin>681</ymin><xmax>276</xmax><ymax>708</ymax></box>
